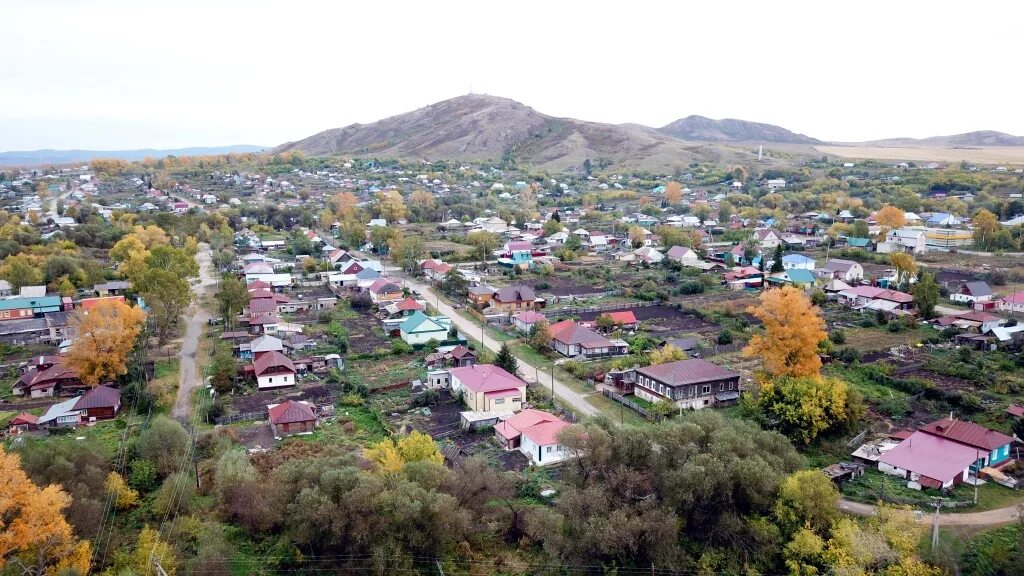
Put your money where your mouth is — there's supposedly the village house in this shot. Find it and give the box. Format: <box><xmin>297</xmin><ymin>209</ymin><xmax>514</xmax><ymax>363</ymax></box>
<box><xmin>467</xmin><ymin>285</ymin><xmax>496</xmax><ymax>308</ymax></box>
<box><xmin>950</xmin><ymin>281</ymin><xmax>994</xmax><ymax>305</ymax></box>
<box><xmin>753</xmin><ymin>229</ymin><xmax>782</xmax><ymax>250</ymax></box>
<box><xmin>426</xmin><ymin>345</ymin><xmax>478</xmax><ymax>369</ymax></box>
<box><xmin>634</xmin><ymin>359</ymin><xmax>741</xmax><ymax>410</ymax></box>
<box><xmin>37</xmin><ymin>397</ymin><xmax>83</xmax><ymax>428</ymax></box>
<box><xmin>494</xmin><ymin>409</ymin><xmax>570</xmax><ymax>466</ymax></box>
<box><xmin>268</xmin><ymin>400</ymin><xmax>317</xmax><ymax>437</ymax></box>
<box><xmin>548</xmin><ymin>320</ymin><xmax>629</xmax><ymax>359</ymax></box>
<box><xmin>935</xmin><ymin>310</ymin><xmax>1006</xmax><ymax>334</ymax></box>
<box><xmin>817</xmin><ymin>259</ymin><xmax>864</xmax><ymax>283</ymax></box>
<box><xmin>489</xmin><ymin>285</ymin><xmax>543</xmax><ymax>313</ymax></box>
<box><xmin>449</xmin><ymin>364</ymin><xmax>526</xmax><ymax>412</ymax></box>
<box><xmin>73</xmin><ymin>384</ymin><xmax>121</xmax><ymax>422</ymax></box>
<box><xmin>837</xmin><ymin>286</ymin><xmax>915</xmax><ymax>312</ymax></box>
<box><xmin>999</xmin><ymin>291</ymin><xmax>1024</xmax><ymax>314</ymax></box>
<box><xmin>665</xmin><ymin>245</ymin><xmax>700</xmax><ymax>266</ymax></box>
<box><xmin>250</xmin><ymin>350</ymin><xmax>296</xmax><ymax>389</ymax></box>
<box><xmin>7</xmin><ymin>412</ymin><xmax>39</xmax><ymax>435</ymax></box>
<box><xmin>781</xmin><ymin>254</ymin><xmax>816</xmax><ymax>271</ymax></box>
<box><xmin>512</xmin><ymin>310</ymin><xmax>547</xmax><ymax>333</ymax></box>
<box><xmin>879</xmin><ymin>228</ymin><xmax>927</xmax><ymax>254</ymax></box>
<box><xmin>398</xmin><ymin>311</ymin><xmax>450</xmax><ymax>346</ymax></box>
<box><xmin>366</xmin><ymin>278</ymin><xmax>404</xmax><ymax>304</ymax></box>
<box><xmin>598</xmin><ymin>310</ymin><xmax>639</xmax><ymax>331</ymax></box>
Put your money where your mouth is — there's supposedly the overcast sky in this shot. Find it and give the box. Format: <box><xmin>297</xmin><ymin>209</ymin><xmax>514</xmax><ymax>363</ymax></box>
<box><xmin>2</xmin><ymin>0</ymin><xmax>1021</xmax><ymax>151</ymax></box>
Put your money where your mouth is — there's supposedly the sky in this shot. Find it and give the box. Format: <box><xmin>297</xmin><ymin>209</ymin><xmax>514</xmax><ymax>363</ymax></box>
<box><xmin>2</xmin><ymin>0</ymin><xmax>1022</xmax><ymax>151</ymax></box>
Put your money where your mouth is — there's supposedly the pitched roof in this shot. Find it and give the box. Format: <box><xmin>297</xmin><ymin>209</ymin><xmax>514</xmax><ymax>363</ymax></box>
<box><xmin>394</xmin><ymin>297</ymin><xmax>425</xmax><ymax>312</ymax></box>
<box><xmin>250</xmin><ymin>335</ymin><xmax>283</xmax><ymax>353</ymax></box>
<box><xmin>368</xmin><ymin>278</ymin><xmax>401</xmax><ymax>294</ymax></box>
<box><xmin>822</xmin><ymin>259</ymin><xmax>858</xmax><ymax>272</ymax></box>
<box><xmin>72</xmin><ymin>385</ymin><xmax>121</xmax><ymax>410</ymax></box>
<box><xmin>636</xmin><ymin>359</ymin><xmax>739</xmax><ymax>387</ymax></box>
<box><xmin>268</xmin><ymin>400</ymin><xmax>316</xmax><ymax>424</ymax></box>
<box><xmin>399</xmin><ymin>311</ymin><xmax>446</xmax><ymax>334</ymax></box>
<box><xmin>248</xmin><ymin>298</ymin><xmax>278</xmax><ymax>314</ymax></box>
<box><xmin>449</xmin><ymin>345</ymin><xmax>475</xmax><ymax>359</ymax></box>
<box><xmin>786</xmin><ymin>269</ymin><xmax>816</xmax><ymax>284</ymax></box>
<box><xmin>878</xmin><ymin>431</ymin><xmax>979</xmax><ymax>483</ymax></box>
<box><xmin>9</xmin><ymin>412</ymin><xmax>38</xmax><ymax>425</ymax></box>
<box><xmin>493</xmin><ymin>285</ymin><xmax>536</xmax><ymax>303</ymax></box>
<box><xmin>666</xmin><ymin>245</ymin><xmax>696</xmax><ymax>260</ymax></box>
<box><xmin>919</xmin><ymin>418</ymin><xmax>1013</xmax><ymax>451</ymax></box>
<box><xmin>252</xmin><ymin>350</ymin><xmax>295</xmax><ymax>376</ymax></box>
<box><xmin>512</xmin><ymin>310</ymin><xmax>547</xmax><ymax>324</ymax></box>
<box><xmin>450</xmin><ymin>364</ymin><xmax>526</xmax><ymax>393</ymax></box>
<box><xmin>602</xmin><ymin>311</ymin><xmax>637</xmax><ymax>324</ymax></box>
<box><xmin>549</xmin><ymin>320</ymin><xmax>613</xmax><ymax>348</ymax></box>
<box><xmin>31</xmin><ymin>363</ymin><xmax>79</xmax><ymax>387</ymax></box>
<box><xmin>494</xmin><ymin>409</ymin><xmax>565</xmax><ymax>444</ymax></box>
<box><xmin>80</xmin><ymin>296</ymin><xmax>126</xmax><ymax>310</ymax></box>
<box><xmin>38</xmin><ymin>397</ymin><xmax>82</xmax><ymax>425</ymax></box>
<box><xmin>1003</xmin><ymin>291</ymin><xmax>1024</xmax><ymax>305</ymax></box>
<box><xmin>961</xmin><ymin>281</ymin><xmax>993</xmax><ymax>297</ymax></box>
<box><xmin>246</xmin><ymin>280</ymin><xmax>272</xmax><ymax>290</ymax></box>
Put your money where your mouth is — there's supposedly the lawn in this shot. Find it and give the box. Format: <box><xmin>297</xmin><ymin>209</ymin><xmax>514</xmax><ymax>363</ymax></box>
<box><xmin>841</xmin><ymin>325</ymin><xmax>934</xmax><ymax>352</ymax></box>
<box><xmin>344</xmin><ymin>355</ymin><xmax>425</xmax><ymax>389</ymax></box>
<box><xmin>841</xmin><ymin>468</ymin><xmax>1024</xmax><ymax>512</ymax></box>
<box><xmin>585</xmin><ymin>394</ymin><xmax>648</xmax><ymax>426</ymax></box>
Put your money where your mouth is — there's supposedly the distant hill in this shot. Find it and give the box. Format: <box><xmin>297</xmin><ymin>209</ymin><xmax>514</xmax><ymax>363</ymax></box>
<box><xmin>658</xmin><ymin>115</ymin><xmax>821</xmax><ymax>144</ymax></box>
<box><xmin>860</xmin><ymin>130</ymin><xmax>1024</xmax><ymax>147</ymax></box>
<box><xmin>0</xmin><ymin>145</ymin><xmax>267</xmax><ymax>167</ymax></box>
<box><xmin>274</xmin><ymin>95</ymin><xmax>774</xmax><ymax>171</ymax></box>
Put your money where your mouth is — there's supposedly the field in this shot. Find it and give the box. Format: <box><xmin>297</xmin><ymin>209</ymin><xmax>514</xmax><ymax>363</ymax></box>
<box><xmin>814</xmin><ymin>145</ymin><xmax>1024</xmax><ymax>165</ymax></box>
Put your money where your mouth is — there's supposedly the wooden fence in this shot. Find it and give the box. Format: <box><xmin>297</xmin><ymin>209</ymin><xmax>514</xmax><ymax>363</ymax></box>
<box><xmin>214</xmin><ymin>411</ymin><xmax>265</xmax><ymax>426</ymax></box>
<box><xmin>602</xmin><ymin>389</ymin><xmax>654</xmax><ymax>421</ymax></box>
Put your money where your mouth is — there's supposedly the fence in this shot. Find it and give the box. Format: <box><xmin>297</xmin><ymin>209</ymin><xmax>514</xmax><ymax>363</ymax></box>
<box><xmin>601</xmin><ymin>389</ymin><xmax>654</xmax><ymax>421</ymax></box>
<box><xmin>214</xmin><ymin>411</ymin><xmax>265</xmax><ymax>426</ymax></box>
<box><xmin>546</xmin><ymin>300</ymin><xmax>662</xmax><ymax>320</ymax></box>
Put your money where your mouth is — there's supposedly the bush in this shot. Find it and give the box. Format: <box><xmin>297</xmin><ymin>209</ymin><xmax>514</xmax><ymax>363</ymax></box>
<box><xmin>836</xmin><ymin>347</ymin><xmax>861</xmax><ymax>363</ymax></box>
<box><xmin>878</xmin><ymin>395</ymin><xmax>910</xmax><ymax>418</ymax></box>
<box><xmin>678</xmin><ymin>281</ymin><xmax>704</xmax><ymax>295</ymax></box>
<box><xmin>339</xmin><ymin>393</ymin><xmax>364</xmax><ymax>407</ymax></box>
<box><xmin>859</xmin><ymin>317</ymin><xmax>876</xmax><ymax>328</ymax></box>
<box><xmin>128</xmin><ymin>459</ymin><xmax>158</xmax><ymax>492</ymax></box>
<box><xmin>717</xmin><ymin>330</ymin><xmax>733</xmax><ymax>345</ymax></box>
<box><xmin>830</xmin><ymin>330</ymin><xmax>846</xmax><ymax>345</ymax></box>
<box><xmin>391</xmin><ymin>339</ymin><xmax>414</xmax><ymax>355</ymax></box>
<box><xmin>886</xmin><ymin>321</ymin><xmax>903</xmax><ymax>333</ymax></box>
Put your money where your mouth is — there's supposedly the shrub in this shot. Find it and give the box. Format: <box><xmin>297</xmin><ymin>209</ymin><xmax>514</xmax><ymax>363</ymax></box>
<box><xmin>836</xmin><ymin>347</ymin><xmax>861</xmax><ymax>363</ymax></box>
<box><xmin>339</xmin><ymin>393</ymin><xmax>364</xmax><ymax>406</ymax></box>
<box><xmin>859</xmin><ymin>317</ymin><xmax>876</xmax><ymax>328</ymax></box>
<box><xmin>391</xmin><ymin>339</ymin><xmax>414</xmax><ymax>355</ymax></box>
<box><xmin>717</xmin><ymin>330</ymin><xmax>733</xmax><ymax>345</ymax></box>
<box><xmin>878</xmin><ymin>395</ymin><xmax>910</xmax><ymax>418</ymax></box>
<box><xmin>830</xmin><ymin>330</ymin><xmax>846</xmax><ymax>345</ymax></box>
<box><xmin>886</xmin><ymin>321</ymin><xmax>903</xmax><ymax>333</ymax></box>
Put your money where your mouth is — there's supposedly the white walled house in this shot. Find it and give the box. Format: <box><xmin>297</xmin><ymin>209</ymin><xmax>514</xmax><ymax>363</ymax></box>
<box><xmin>950</xmin><ymin>281</ymin><xmax>994</xmax><ymax>304</ymax></box>
<box><xmin>494</xmin><ymin>409</ymin><xmax>570</xmax><ymax>466</ymax></box>
<box><xmin>449</xmin><ymin>364</ymin><xmax>526</xmax><ymax>412</ymax></box>
<box><xmin>251</xmin><ymin>351</ymin><xmax>296</xmax><ymax>389</ymax></box>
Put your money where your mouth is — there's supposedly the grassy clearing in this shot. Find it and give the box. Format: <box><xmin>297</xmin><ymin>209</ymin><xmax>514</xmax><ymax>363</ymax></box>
<box><xmin>841</xmin><ymin>468</ymin><xmax>1024</xmax><ymax>511</ymax></box>
<box><xmin>585</xmin><ymin>394</ymin><xmax>648</xmax><ymax>426</ymax></box>
<box><xmin>842</xmin><ymin>325</ymin><xmax>934</xmax><ymax>351</ymax></box>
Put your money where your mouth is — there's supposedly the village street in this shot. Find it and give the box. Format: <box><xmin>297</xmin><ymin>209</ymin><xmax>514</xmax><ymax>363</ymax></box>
<box><xmin>171</xmin><ymin>244</ymin><xmax>216</xmax><ymax>421</ymax></box>
<box><xmin>395</xmin><ymin>273</ymin><xmax>599</xmax><ymax>418</ymax></box>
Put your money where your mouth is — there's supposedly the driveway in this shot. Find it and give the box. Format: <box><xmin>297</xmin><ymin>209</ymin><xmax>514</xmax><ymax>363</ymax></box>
<box><xmin>840</xmin><ymin>498</ymin><xmax>1022</xmax><ymax>527</ymax></box>
<box><xmin>171</xmin><ymin>244</ymin><xmax>216</xmax><ymax>422</ymax></box>
<box><xmin>397</xmin><ymin>275</ymin><xmax>598</xmax><ymax>418</ymax></box>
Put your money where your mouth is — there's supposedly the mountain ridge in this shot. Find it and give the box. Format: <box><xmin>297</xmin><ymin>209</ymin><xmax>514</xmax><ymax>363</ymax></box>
<box><xmin>0</xmin><ymin>145</ymin><xmax>267</xmax><ymax>167</ymax></box>
<box><xmin>657</xmin><ymin>115</ymin><xmax>822</xmax><ymax>144</ymax></box>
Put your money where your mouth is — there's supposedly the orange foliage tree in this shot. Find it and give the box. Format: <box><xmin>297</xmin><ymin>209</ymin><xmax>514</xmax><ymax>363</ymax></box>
<box><xmin>0</xmin><ymin>447</ymin><xmax>92</xmax><ymax>575</ymax></box>
<box><xmin>874</xmin><ymin>205</ymin><xmax>906</xmax><ymax>238</ymax></box>
<box><xmin>65</xmin><ymin>300</ymin><xmax>147</xmax><ymax>386</ymax></box>
<box><xmin>664</xmin><ymin>181</ymin><xmax>683</xmax><ymax>205</ymax></box>
<box><xmin>743</xmin><ymin>286</ymin><xmax>827</xmax><ymax>378</ymax></box>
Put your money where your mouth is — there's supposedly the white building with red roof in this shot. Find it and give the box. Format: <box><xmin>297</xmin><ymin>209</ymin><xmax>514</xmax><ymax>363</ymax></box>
<box><xmin>494</xmin><ymin>409</ymin><xmax>570</xmax><ymax>465</ymax></box>
<box><xmin>248</xmin><ymin>350</ymin><xmax>296</xmax><ymax>389</ymax></box>
<box><xmin>549</xmin><ymin>320</ymin><xmax>629</xmax><ymax>358</ymax></box>
<box><xmin>999</xmin><ymin>290</ymin><xmax>1024</xmax><ymax>314</ymax></box>
<box><xmin>449</xmin><ymin>364</ymin><xmax>526</xmax><ymax>412</ymax></box>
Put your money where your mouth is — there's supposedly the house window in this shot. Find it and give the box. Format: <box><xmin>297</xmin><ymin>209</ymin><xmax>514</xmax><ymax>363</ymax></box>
<box><xmin>512</xmin><ymin>397</ymin><xmax>521</xmax><ymax>403</ymax></box>
<box><xmin>494</xmin><ymin>398</ymin><xmax>505</xmax><ymax>404</ymax></box>
<box><xmin>719</xmin><ymin>383</ymin><xmax>724</xmax><ymax>391</ymax></box>
<box><xmin>702</xmin><ymin>385</ymin><xmax>710</xmax><ymax>395</ymax></box>
<box><xmin>730</xmin><ymin>382</ymin><xmax>735</xmax><ymax>390</ymax></box>
<box><xmin>546</xmin><ymin>446</ymin><xmax>554</xmax><ymax>453</ymax></box>
<box><xmin>268</xmin><ymin>377</ymin><xmax>273</xmax><ymax>383</ymax></box>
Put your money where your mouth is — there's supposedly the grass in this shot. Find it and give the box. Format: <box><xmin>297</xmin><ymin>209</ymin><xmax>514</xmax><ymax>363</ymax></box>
<box><xmin>154</xmin><ymin>358</ymin><xmax>180</xmax><ymax>380</ymax></box>
<box><xmin>345</xmin><ymin>355</ymin><xmax>425</xmax><ymax>389</ymax></box>
<box><xmin>586</xmin><ymin>394</ymin><xmax>648</xmax><ymax>426</ymax></box>
<box><xmin>841</xmin><ymin>468</ymin><xmax>1024</xmax><ymax>512</ymax></box>
<box><xmin>842</xmin><ymin>325</ymin><xmax>934</xmax><ymax>351</ymax></box>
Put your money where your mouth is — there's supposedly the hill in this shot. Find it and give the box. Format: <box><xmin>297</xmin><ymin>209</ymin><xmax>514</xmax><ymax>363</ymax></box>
<box><xmin>860</xmin><ymin>130</ymin><xmax>1024</xmax><ymax>147</ymax></box>
<box><xmin>658</xmin><ymin>115</ymin><xmax>821</xmax><ymax>144</ymax></box>
<box><xmin>274</xmin><ymin>95</ymin><xmax>774</xmax><ymax>171</ymax></box>
<box><xmin>0</xmin><ymin>145</ymin><xmax>267</xmax><ymax>167</ymax></box>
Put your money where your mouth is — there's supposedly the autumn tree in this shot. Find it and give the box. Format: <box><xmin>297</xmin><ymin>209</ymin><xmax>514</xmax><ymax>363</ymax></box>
<box><xmin>0</xmin><ymin>253</ymin><xmax>44</xmax><ymax>289</ymax></box>
<box><xmin>664</xmin><ymin>181</ymin><xmax>683</xmax><ymax>205</ymax></box>
<box><xmin>628</xmin><ymin>225</ymin><xmax>646</xmax><ymax>248</ymax></box>
<box><xmin>731</xmin><ymin>166</ymin><xmax>748</xmax><ymax>182</ymax></box>
<box><xmin>744</xmin><ymin>286</ymin><xmax>827</xmax><ymax>378</ymax></box>
<box><xmin>542</xmin><ymin>218</ymin><xmax>563</xmax><ymax>236</ymax></box>
<box><xmin>890</xmin><ymin>252</ymin><xmax>917</xmax><ymax>289</ymax></box>
<box><xmin>365</xmin><ymin>431</ymin><xmax>443</xmax><ymax>474</ymax></box>
<box><xmin>136</xmin><ymin>246</ymin><xmax>198</xmax><ymax>343</ymax></box>
<box><xmin>339</xmin><ymin>216</ymin><xmax>366</xmax><ymax>248</ymax></box>
<box><xmin>376</xmin><ymin>189</ymin><xmax>407</xmax><ymax>222</ymax></box>
<box><xmin>0</xmin><ymin>447</ymin><xmax>92</xmax><ymax>576</ymax></box>
<box><xmin>105</xmin><ymin>472</ymin><xmax>140</xmax><ymax>510</ymax></box>
<box><xmin>65</xmin><ymin>299</ymin><xmax>147</xmax><ymax>386</ymax></box>
<box><xmin>331</xmin><ymin>191</ymin><xmax>359</xmax><ymax>221</ymax></box>
<box><xmin>655</xmin><ymin>225</ymin><xmax>701</xmax><ymax>250</ymax></box>
<box><xmin>693</xmin><ymin>202</ymin><xmax>712</xmax><ymax>224</ymax></box>
<box><xmin>409</xmin><ymin>189</ymin><xmax>436</xmax><ymax>210</ymax></box>
<box><xmin>754</xmin><ymin>375</ymin><xmax>853</xmax><ymax>443</ymax></box>
<box><xmin>972</xmin><ymin>208</ymin><xmax>1000</xmax><ymax>250</ymax></box>
<box><xmin>874</xmin><ymin>204</ymin><xmax>906</xmax><ymax>238</ymax></box>
<box><xmin>649</xmin><ymin>344</ymin><xmax>686</xmax><ymax>365</ymax></box>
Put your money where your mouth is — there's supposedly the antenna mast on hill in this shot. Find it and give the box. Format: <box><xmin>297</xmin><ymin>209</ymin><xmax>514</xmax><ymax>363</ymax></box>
<box><xmin>758</xmin><ymin>145</ymin><xmax>763</xmax><ymax>162</ymax></box>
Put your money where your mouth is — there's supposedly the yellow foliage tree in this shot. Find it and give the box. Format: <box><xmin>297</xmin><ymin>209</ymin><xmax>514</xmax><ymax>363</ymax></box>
<box><xmin>890</xmin><ymin>252</ymin><xmax>917</xmax><ymax>287</ymax></box>
<box><xmin>365</xmin><ymin>431</ymin><xmax>442</xmax><ymax>474</ymax></box>
<box><xmin>409</xmin><ymin>189</ymin><xmax>436</xmax><ymax>209</ymax></box>
<box><xmin>332</xmin><ymin>191</ymin><xmax>359</xmax><ymax>221</ymax></box>
<box><xmin>105</xmin><ymin>472</ymin><xmax>140</xmax><ymax>510</ymax></box>
<box><xmin>65</xmin><ymin>299</ymin><xmax>147</xmax><ymax>386</ymax></box>
<box><xmin>128</xmin><ymin>525</ymin><xmax>177</xmax><ymax>576</ymax></box>
<box><xmin>0</xmin><ymin>447</ymin><xmax>92</xmax><ymax>575</ymax></box>
<box><xmin>744</xmin><ymin>286</ymin><xmax>827</xmax><ymax>378</ymax></box>
<box><xmin>664</xmin><ymin>181</ymin><xmax>683</xmax><ymax>205</ymax></box>
<box><xmin>628</xmin><ymin>225</ymin><xmax>646</xmax><ymax>248</ymax></box>
<box><xmin>875</xmin><ymin>205</ymin><xmax>906</xmax><ymax>238</ymax></box>
<box><xmin>972</xmin><ymin>208</ymin><xmax>1000</xmax><ymax>249</ymax></box>
<box><xmin>376</xmin><ymin>190</ymin><xmax>407</xmax><ymax>222</ymax></box>
<box><xmin>649</xmin><ymin>344</ymin><xmax>686</xmax><ymax>365</ymax></box>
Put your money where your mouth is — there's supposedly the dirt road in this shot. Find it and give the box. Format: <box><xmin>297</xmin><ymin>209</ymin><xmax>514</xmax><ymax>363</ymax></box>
<box><xmin>398</xmin><ymin>276</ymin><xmax>598</xmax><ymax>418</ymax></box>
<box><xmin>171</xmin><ymin>244</ymin><xmax>216</xmax><ymax>422</ymax></box>
<box><xmin>840</xmin><ymin>498</ymin><xmax>1021</xmax><ymax>527</ymax></box>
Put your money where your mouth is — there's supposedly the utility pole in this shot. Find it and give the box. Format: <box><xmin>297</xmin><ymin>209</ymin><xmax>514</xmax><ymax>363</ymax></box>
<box><xmin>931</xmin><ymin>500</ymin><xmax>941</xmax><ymax>550</ymax></box>
<box><xmin>974</xmin><ymin>448</ymin><xmax>980</xmax><ymax>504</ymax></box>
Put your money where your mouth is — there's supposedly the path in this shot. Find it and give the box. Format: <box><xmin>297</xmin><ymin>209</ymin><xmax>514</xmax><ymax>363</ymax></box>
<box><xmin>839</xmin><ymin>498</ymin><xmax>1021</xmax><ymax>527</ymax></box>
<box><xmin>397</xmin><ymin>274</ymin><xmax>598</xmax><ymax>417</ymax></box>
<box><xmin>171</xmin><ymin>244</ymin><xmax>216</xmax><ymax>422</ymax></box>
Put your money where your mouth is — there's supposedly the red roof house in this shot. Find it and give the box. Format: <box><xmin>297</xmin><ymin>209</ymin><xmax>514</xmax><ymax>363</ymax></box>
<box><xmin>548</xmin><ymin>320</ymin><xmax>628</xmax><ymax>359</ymax></box>
<box><xmin>73</xmin><ymin>385</ymin><xmax>121</xmax><ymax>421</ymax></box>
<box><xmin>252</xmin><ymin>351</ymin><xmax>296</xmax><ymax>389</ymax></box>
<box><xmin>8</xmin><ymin>412</ymin><xmax>39</xmax><ymax>435</ymax></box>
<box><xmin>494</xmin><ymin>408</ymin><xmax>569</xmax><ymax>465</ymax></box>
<box><xmin>268</xmin><ymin>400</ymin><xmax>316</xmax><ymax>437</ymax></box>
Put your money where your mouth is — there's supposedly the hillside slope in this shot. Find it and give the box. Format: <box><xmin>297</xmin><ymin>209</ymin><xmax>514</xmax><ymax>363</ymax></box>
<box><xmin>862</xmin><ymin>130</ymin><xmax>1024</xmax><ymax>147</ymax></box>
<box><xmin>274</xmin><ymin>95</ymin><xmax>769</xmax><ymax>170</ymax></box>
<box><xmin>658</xmin><ymin>115</ymin><xmax>821</xmax><ymax>144</ymax></box>
<box><xmin>0</xmin><ymin>145</ymin><xmax>266</xmax><ymax>167</ymax></box>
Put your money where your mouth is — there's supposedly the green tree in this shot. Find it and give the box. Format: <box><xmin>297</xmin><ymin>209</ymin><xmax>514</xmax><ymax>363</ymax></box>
<box><xmin>209</xmin><ymin>343</ymin><xmax>238</xmax><ymax>395</ymax></box>
<box><xmin>912</xmin><ymin>271</ymin><xmax>939</xmax><ymax>319</ymax></box>
<box><xmin>770</xmin><ymin>243</ymin><xmax>785</xmax><ymax>273</ymax></box>
<box><xmin>217</xmin><ymin>275</ymin><xmax>249</xmax><ymax>327</ymax></box>
<box><xmin>466</xmin><ymin>230</ymin><xmax>499</xmax><ymax>265</ymax></box>
<box><xmin>135</xmin><ymin>415</ymin><xmax>189</xmax><ymax>478</ymax></box>
<box><xmin>850</xmin><ymin>219</ymin><xmax>870</xmax><ymax>238</ymax></box>
<box><xmin>494</xmin><ymin>342</ymin><xmax>518</xmax><ymax>375</ymax></box>
<box><xmin>139</xmin><ymin>268</ymin><xmax>194</xmax><ymax>344</ymax></box>
<box><xmin>754</xmin><ymin>375</ymin><xmax>853</xmax><ymax>444</ymax></box>
<box><xmin>527</xmin><ymin>320</ymin><xmax>552</xmax><ymax>350</ymax></box>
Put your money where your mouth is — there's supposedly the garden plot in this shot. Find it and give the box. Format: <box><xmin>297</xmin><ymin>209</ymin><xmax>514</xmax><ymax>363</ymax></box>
<box><xmin>522</xmin><ymin>276</ymin><xmax>613</xmax><ymax>298</ymax></box>
<box><xmin>229</xmin><ymin>381</ymin><xmax>332</xmax><ymax>414</ymax></box>
<box><xmin>337</xmin><ymin>307</ymin><xmax>390</xmax><ymax>355</ymax></box>
<box><xmin>576</xmin><ymin>305</ymin><xmax>721</xmax><ymax>337</ymax></box>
